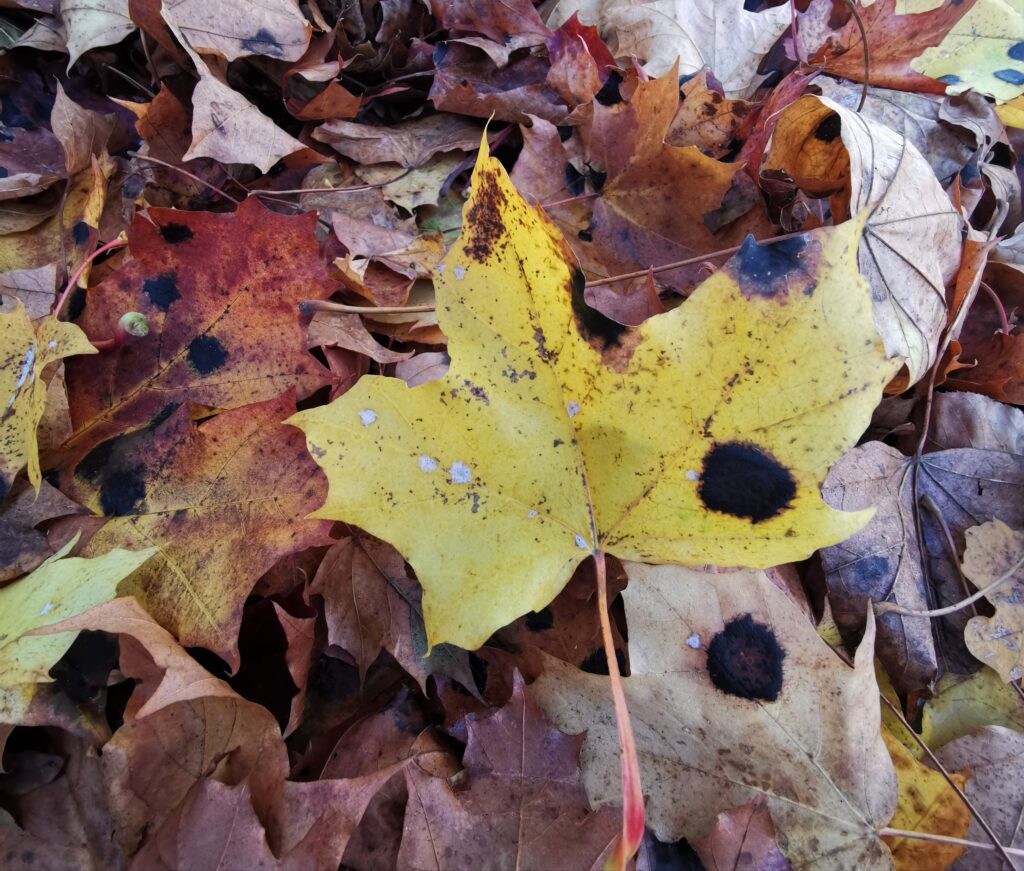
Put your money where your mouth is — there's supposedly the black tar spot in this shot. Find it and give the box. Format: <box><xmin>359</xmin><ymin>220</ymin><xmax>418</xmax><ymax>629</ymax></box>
<box><xmin>76</xmin><ymin>433</ymin><xmax>127</xmax><ymax>483</ymax></box>
<box><xmin>565</xmin><ymin>162</ymin><xmax>585</xmax><ymax>197</ymax></box>
<box><xmin>699</xmin><ymin>441</ymin><xmax>796</xmax><ymax>523</ymax></box>
<box><xmin>525</xmin><ymin>607</ymin><xmax>554</xmax><ymax>631</ymax></box>
<box><xmin>707</xmin><ymin>614</ymin><xmax>785</xmax><ymax>701</ymax></box>
<box><xmin>581</xmin><ymin>646</ymin><xmax>626</xmax><ymax>675</ymax></box>
<box><xmin>187</xmin><ymin>334</ymin><xmax>229</xmax><ymax>375</ymax></box>
<box><xmin>99</xmin><ymin>465</ymin><xmax>146</xmax><ymax>516</ymax></box>
<box><xmin>67</xmin><ymin>286</ymin><xmax>86</xmax><ymax>321</ymax></box>
<box><xmin>578</xmin><ymin>228</ymin><xmax>593</xmax><ymax>243</ymax></box>
<box><xmin>143</xmin><ymin>272</ymin><xmax>180</xmax><ymax>311</ymax></box>
<box><xmin>594</xmin><ymin>70</ymin><xmax>623</xmax><ymax>105</ymax></box>
<box><xmin>240</xmin><ymin>27</ymin><xmax>283</xmax><ymax>57</ymax></box>
<box><xmin>570</xmin><ymin>267</ymin><xmax>626</xmax><ymax>349</ymax></box>
<box><xmin>0</xmin><ymin>166</ymin><xmax>9</xmax><ymax>179</ymax></box>
<box><xmin>814</xmin><ymin>112</ymin><xmax>842</xmax><ymax>142</ymax></box>
<box><xmin>71</xmin><ymin>221</ymin><xmax>90</xmax><ymax>245</ymax></box>
<box><xmin>149</xmin><ymin>402</ymin><xmax>180</xmax><ymax>430</ymax></box>
<box><xmin>159</xmin><ymin>222</ymin><xmax>193</xmax><ymax>244</ymax></box>
<box><xmin>733</xmin><ymin>234</ymin><xmax>809</xmax><ymax>298</ymax></box>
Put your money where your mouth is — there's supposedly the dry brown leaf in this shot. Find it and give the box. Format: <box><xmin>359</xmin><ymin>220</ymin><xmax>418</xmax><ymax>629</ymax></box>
<box><xmin>160</xmin><ymin>0</ymin><xmax>311</xmax><ymax>62</ymax></box>
<box><xmin>764</xmin><ymin>94</ymin><xmax>961</xmax><ymax>384</ymax></box>
<box><xmin>532</xmin><ymin>564</ymin><xmax>897</xmax><ymax>870</ymax></box>
<box><xmin>693</xmin><ymin>798</ymin><xmax>791</xmax><ymax>871</ymax></box>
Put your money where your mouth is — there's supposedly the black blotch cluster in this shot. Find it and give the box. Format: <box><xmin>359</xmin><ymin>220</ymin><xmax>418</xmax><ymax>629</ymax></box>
<box><xmin>814</xmin><ymin>113</ymin><xmax>842</xmax><ymax>143</ymax></box>
<box><xmin>71</xmin><ymin>221</ymin><xmax>91</xmax><ymax>245</ymax></box>
<box><xmin>525</xmin><ymin>606</ymin><xmax>554</xmax><ymax>632</ymax></box>
<box><xmin>187</xmin><ymin>334</ymin><xmax>229</xmax><ymax>375</ymax></box>
<box><xmin>570</xmin><ymin>267</ymin><xmax>626</xmax><ymax>349</ymax></box>
<box><xmin>143</xmin><ymin>272</ymin><xmax>180</xmax><ymax>311</ymax></box>
<box><xmin>733</xmin><ymin>234</ymin><xmax>808</xmax><ymax>298</ymax></box>
<box><xmin>698</xmin><ymin>441</ymin><xmax>796</xmax><ymax>523</ymax></box>
<box><xmin>66</xmin><ymin>285</ymin><xmax>86</xmax><ymax>321</ymax></box>
<box><xmin>159</xmin><ymin>223</ymin><xmax>193</xmax><ymax>244</ymax></box>
<box><xmin>706</xmin><ymin>614</ymin><xmax>785</xmax><ymax>702</ymax></box>
<box><xmin>99</xmin><ymin>465</ymin><xmax>147</xmax><ymax>516</ymax></box>
<box><xmin>594</xmin><ymin>70</ymin><xmax>623</xmax><ymax>106</ymax></box>
<box><xmin>240</xmin><ymin>27</ymin><xmax>283</xmax><ymax>57</ymax></box>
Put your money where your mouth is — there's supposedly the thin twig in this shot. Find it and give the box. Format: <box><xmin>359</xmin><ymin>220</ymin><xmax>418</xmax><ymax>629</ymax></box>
<box><xmin>879</xmin><ymin>693</ymin><xmax>1016</xmax><ymax>867</ymax></box>
<box><xmin>879</xmin><ymin>827</ymin><xmax>1024</xmax><ymax>858</ymax></box>
<box><xmin>541</xmin><ymin>191</ymin><xmax>600</xmax><ymax>209</ymax></box>
<box><xmin>980</xmin><ymin>281</ymin><xmax>1012</xmax><ymax>335</ymax></box>
<box><xmin>128</xmin><ymin>151</ymin><xmax>241</xmax><ymax>203</ymax></box>
<box><xmin>300</xmin><ymin>300</ymin><xmax>435</xmax><ymax>316</ymax></box>
<box><xmin>875</xmin><ymin>552</ymin><xmax>1024</xmax><ymax>618</ymax></box>
<box><xmin>582</xmin><ymin>229</ymin><xmax>809</xmax><ymax>288</ymax></box>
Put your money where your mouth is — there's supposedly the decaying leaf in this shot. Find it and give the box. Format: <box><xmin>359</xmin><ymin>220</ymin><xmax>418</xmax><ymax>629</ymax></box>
<box><xmin>922</xmin><ymin>668</ymin><xmax>1024</xmax><ymax>750</ymax></box>
<box><xmin>765</xmin><ymin>94</ymin><xmax>962</xmax><ymax>384</ymax></box>
<box><xmin>961</xmin><ymin>519</ymin><xmax>1024</xmax><ymax>682</ymax></box>
<box><xmin>692</xmin><ymin>798</ymin><xmax>791</xmax><ymax>871</ymax></box>
<box><xmin>290</xmin><ymin>139</ymin><xmax>895</xmax><ymax>650</ymax></box>
<box><xmin>397</xmin><ymin>673</ymin><xmax>620</xmax><ymax>870</ymax></box>
<box><xmin>0</xmin><ymin>538</ymin><xmax>154</xmax><ymax>690</ymax></box>
<box><xmin>1</xmin><ymin>302</ymin><xmax>96</xmax><ymax>495</ymax></box>
<box><xmin>531</xmin><ymin>564</ymin><xmax>898</xmax><ymax>870</ymax></box>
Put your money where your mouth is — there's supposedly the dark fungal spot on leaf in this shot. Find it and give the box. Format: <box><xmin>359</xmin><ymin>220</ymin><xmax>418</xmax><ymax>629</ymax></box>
<box><xmin>578</xmin><ymin>228</ymin><xmax>593</xmax><ymax>242</ymax></box>
<box><xmin>814</xmin><ymin>112</ymin><xmax>842</xmax><ymax>142</ymax></box>
<box><xmin>99</xmin><ymin>465</ymin><xmax>146</xmax><ymax>516</ymax></box>
<box><xmin>994</xmin><ymin>69</ymin><xmax>1024</xmax><ymax>86</ymax></box>
<box><xmin>0</xmin><ymin>167</ymin><xmax>7</xmax><ymax>179</ymax></box>
<box><xmin>71</xmin><ymin>221</ymin><xmax>91</xmax><ymax>245</ymax></box>
<box><xmin>570</xmin><ymin>267</ymin><xmax>626</xmax><ymax>350</ymax></box>
<box><xmin>565</xmin><ymin>163</ymin><xmax>585</xmax><ymax>197</ymax></box>
<box><xmin>76</xmin><ymin>433</ymin><xmax>129</xmax><ymax>483</ymax></box>
<box><xmin>1010</xmin><ymin>42</ymin><xmax>1024</xmax><ymax>62</ymax></box>
<box><xmin>698</xmin><ymin>441</ymin><xmax>796</xmax><ymax>523</ymax></box>
<box><xmin>732</xmin><ymin>234</ymin><xmax>814</xmax><ymax>298</ymax></box>
<box><xmin>149</xmin><ymin>402</ymin><xmax>180</xmax><ymax>429</ymax></box>
<box><xmin>187</xmin><ymin>334</ymin><xmax>229</xmax><ymax>375</ymax></box>
<box><xmin>67</xmin><ymin>285</ymin><xmax>86</xmax><ymax>321</ymax></box>
<box><xmin>143</xmin><ymin>272</ymin><xmax>180</xmax><ymax>311</ymax></box>
<box><xmin>159</xmin><ymin>222</ymin><xmax>193</xmax><ymax>244</ymax></box>
<box><xmin>936</xmin><ymin>74</ymin><xmax>961</xmax><ymax>85</ymax></box>
<box><xmin>594</xmin><ymin>70</ymin><xmax>623</xmax><ymax>105</ymax></box>
<box><xmin>463</xmin><ymin>169</ymin><xmax>507</xmax><ymax>263</ymax></box>
<box><xmin>581</xmin><ymin>646</ymin><xmax>627</xmax><ymax>675</ymax></box>
<box><xmin>240</xmin><ymin>27</ymin><xmax>284</xmax><ymax>57</ymax></box>
<box><xmin>525</xmin><ymin>607</ymin><xmax>554</xmax><ymax>631</ymax></box>
<box><xmin>706</xmin><ymin>614</ymin><xmax>785</xmax><ymax>701</ymax></box>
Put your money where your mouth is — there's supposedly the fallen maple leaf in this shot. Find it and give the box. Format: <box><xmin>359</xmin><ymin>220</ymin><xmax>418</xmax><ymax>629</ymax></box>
<box><xmin>290</xmin><ymin>138</ymin><xmax>896</xmax><ymax>650</ymax></box>
<box><xmin>531</xmin><ymin>563</ymin><xmax>898</xmax><ymax>869</ymax></box>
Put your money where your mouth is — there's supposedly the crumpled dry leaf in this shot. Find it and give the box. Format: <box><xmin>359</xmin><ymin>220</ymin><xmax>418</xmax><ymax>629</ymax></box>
<box><xmin>61</xmin><ymin>0</ymin><xmax>136</xmax><ymax>69</ymax></box>
<box><xmin>692</xmin><ymin>798</ymin><xmax>791</xmax><ymax>871</ymax></box>
<box><xmin>921</xmin><ymin>667</ymin><xmax>1024</xmax><ymax>751</ymax></box>
<box><xmin>546</xmin><ymin>0</ymin><xmax>791</xmax><ymax>97</ymax></box>
<box><xmin>532</xmin><ymin>564</ymin><xmax>898</xmax><ymax>869</ymax></box>
<box><xmin>397</xmin><ymin>672</ymin><xmax>620</xmax><ymax>871</ymax></box>
<box><xmin>0</xmin><ymin>480</ymin><xmax>85</xmax><ymax>582</ymax></box>
<box><xmin>961</xmin><ymin>519</ymin><xmax>1024</xmax><ymax>682</ymax></box>
<box><xmin>935</xmin><ymin>727</ymin><xmax>1024</xmax><ymax>870</ymax></box>
<box><xmin>313</xmin><ymin>114</ymin><xmax>483</xmax><ymax>168</ymax></box>
<box><xmin>820</xmin><ymin>436</ymin><xmax>1024</xmax><ymax>692</ymax></box>
<box><xmin>160</xmin><ymin>0</ymin><xmax>311</xmax><ymax>62</ymax></box>
<box><xmin>764</xmin><ymin>94</ymin><xmax>962</xmax><ymax>384</ymax></box>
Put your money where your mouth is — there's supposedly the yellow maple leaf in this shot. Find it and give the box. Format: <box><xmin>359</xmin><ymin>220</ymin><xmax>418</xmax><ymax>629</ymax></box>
<box><xmin>289</xmin><ymin>141</ymin><xmax>897</xmax><ymax>650</ymax></box>
<box><xmin>1</xmin><ymin>300</ymin><xmax>96</xmax><ymax>497</ymax></box>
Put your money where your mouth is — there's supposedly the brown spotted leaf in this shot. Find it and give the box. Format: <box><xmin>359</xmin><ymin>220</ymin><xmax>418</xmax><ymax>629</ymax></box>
<box><xmin>63</xmin><ymin>198</ymin><xmax>334</xmax><ymax>462</ymax></box>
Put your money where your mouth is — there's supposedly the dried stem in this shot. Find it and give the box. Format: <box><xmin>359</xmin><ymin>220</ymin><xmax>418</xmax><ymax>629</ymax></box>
<box><xmin>300</xmin><ymin>300</ymin><xmax>435</xmax><ymax>316</ymax></box>
<box><xmin>128</xmin><ymin>152</ymin><xmax>242</xmax><ymax>204</ymax></box>
<box><xmin>980</xmin><ymin>281</ymin><xmax>1012</xmax><ymax>335</ymax></box>
<box><xmin>595</xmin><ymin>552</ymin><xmax>645</xmax><ymax>869</ymax></box>
<box><xmin>53</xmin><ymin>237</ymin><xmax>128</xmax><ymax>317</ymax></box>
<box><xmin>874</xmin><ymin>551</ymin><xmax>1024</xmax><ymax>618</ymax></box>
<box><xmin>879</xmin><ymin>827</ymin><xmax>1024</xmax><ymax>858</ymax></box>
<box><xmin>879</xmin><ymin>693</ymin><xmax>1016</xmax><ymax>866</ymax></box>
<box><xmin>843</xmin><ymin>0</ymin><xmax>871</xmax><ymax>111</ymax></box>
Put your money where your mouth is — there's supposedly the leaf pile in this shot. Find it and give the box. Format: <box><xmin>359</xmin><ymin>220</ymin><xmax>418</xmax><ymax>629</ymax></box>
<box><xmin>1</xmin><ymin>1</ymin><xmax>1023</xmax><ymax>869</ymax></box>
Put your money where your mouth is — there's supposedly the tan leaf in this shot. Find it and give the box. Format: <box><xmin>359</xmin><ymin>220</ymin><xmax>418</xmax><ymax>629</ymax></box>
<box><xmin>161</xmin><ymin>0</ymin><xmax>311</xmax><ymax>62</ymax></box>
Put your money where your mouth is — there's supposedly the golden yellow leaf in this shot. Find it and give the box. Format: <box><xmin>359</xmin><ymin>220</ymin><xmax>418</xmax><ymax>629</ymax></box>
<box><xmin>290</xmin><ymin>141</ymin><xmax>897</xmax><ymax>649</ymax></box>
<box><xmin>881</xmin><ymin>729</ymin><xmax>970</xmax><ymax>871</ymax></box>
<box><xmin>0</xmin><ymin>301</ymin><xmax>96</xmax><ymax>496</ymax></box>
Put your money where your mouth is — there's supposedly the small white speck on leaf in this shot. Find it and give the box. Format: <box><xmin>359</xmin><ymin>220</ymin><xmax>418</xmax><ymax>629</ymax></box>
<box><xmin>575</xmin><ymin>534</ymin><xmax>588</xmax><ymax>550</ymax></box>
<box><xmin>453</xmin><ymin>266</ymin><xmax>466</xmax><ymax>280</ymax></box>
<box><xmin>38</xmin><ymin>602</ymin><xmax>53</xmax><ymax>617</ymax></box>
<box><xmin>685</xmin><ymin>470</ymin><xmax>699</xmax><ymax>482</ymax></box>
<box><xmin>450</xmin><ymin>461</ymin><xmax>472</xmax><ymax>484</ymax></box>
<box><xmin>47</xmin><ymin>340</ymin><xmax>58</xmax><ymax>349</ymax></box>
<box><xmin>358</xmin><ymin>409</ymin><xmax>377</xmax><ymax>426</ymax></box>
<box><xmin>567</xmin><ymin>401</ymin><xmax>580</xmax><ymax>417</ymax></box>
<box><xmin>685</xmin><ymin>633</ymin><xmax>701</xmax><ymax>649</ymax></box>
<box><xmin>528</xmin><ymin>509</ymin><xmax>539</xmax><ymax>519</ymax></box>
<box><xmin>419</xmin><ymin>455</ymin><xmax>438</xmax><ymax>473</ymax></box>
